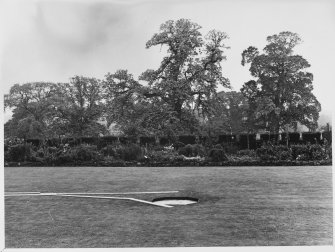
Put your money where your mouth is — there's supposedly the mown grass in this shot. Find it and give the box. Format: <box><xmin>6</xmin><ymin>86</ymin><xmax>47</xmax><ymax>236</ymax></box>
<box><xmin>4</xmin><ymin>166</ymin><xmax>333</xmax><ymax>247</ymax></box>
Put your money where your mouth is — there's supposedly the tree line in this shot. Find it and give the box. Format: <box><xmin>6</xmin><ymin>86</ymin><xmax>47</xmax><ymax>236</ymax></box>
<box><xmin>4</xmin><ymin>19</ymin><xmax>321</xmax><ymax>142</ymax></box>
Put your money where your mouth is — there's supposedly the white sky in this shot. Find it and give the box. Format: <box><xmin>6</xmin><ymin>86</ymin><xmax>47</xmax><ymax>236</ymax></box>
<box><xmin>1</xmin><ymin>0</ymin><xmax>335</xmax><ymax>122</ymax></box>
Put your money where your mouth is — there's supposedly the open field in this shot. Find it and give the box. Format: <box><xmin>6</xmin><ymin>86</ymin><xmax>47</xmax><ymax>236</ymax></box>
<box><xmin>4</xmin><ymin>166</ymin><xmax>333</xmax><ymax>247</ymax></box>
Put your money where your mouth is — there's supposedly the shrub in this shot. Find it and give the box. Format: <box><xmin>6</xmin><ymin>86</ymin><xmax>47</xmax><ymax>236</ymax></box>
<box><xmin>237</xmin><ymin>149</ymin><xmax>256</xmax><ymax>157</ymax></box>
<box><xmin>75</xmin><ymin>145</ymin><xmax>99</xmax><ymax>161</ymax></box>
<box><xmin>178</xmin><ymin>144</ymin><xmax>206</xmax><ymax>157</ymax></box>
<box><xmin>273</xmin><ymin>145</ymin><xmax>292</xmax><ymax>160</ymax></box>
<box><xmin>208</xmin><ymin>148</ymin><xmax>228</xmax><ymax>162</ymax></box>
<box><xmin>29</xmin><ymin>146</ymin><xmax>61</xmax><ymax>164</ymax></box>
<box><xmin>192</xmin><ymin>144</ymin><xmax>206</xmax><ymax>157</ymax></box>
<box><xmin>149</xmin><ymin>150</ymin><xmax>183</xmax><ymax>162</ymax></box>
<box><xmin>102</xmin><ymin>156</ymin><xmax>116</xmax><ymax>163</ymax></box>
<box><xmin>296</xmin><ymin>153</ymin><xmax>309</xmax><ymax>161</ymax></box>
<box><xmin>256</xmin><ymin>145</ymin><xmax>292</xmax><ymax>161</ymax></box>
<box><xmin>325</xmin><ymin>145</ymin><xmax>332</xmax><ymax>160</ymax></box>
<box><xmin>273</xmin><ymin>145</ymin><xmax>290</xmax><ymax>152</ymax></box>
<box><xmin>256</xmin><ymin>146</ymin><xmax>274</xmax><ymax>160</ymax></box>
<box><xmin>101</xmin><ymin>145</ymin><xmax>116</xmax><ymax>157</ymax></box>
<box><xmin>291</xmin><ymin>145</ymin><xmax>309</xmax><ymax>160</ymax></box>
<box><xmin>178</xmin><ymin>144</ymin><xmax>193</xmax><ymax>157</ymax></box>
<box><xmin>56</xmin><ymin>145</ymin><xmax>101</xmax><ymax>163</ymax></box>
<box><xmin>290</xmin><ymin>144</ymin><xmax>326</xmax><ymax>161</ymax></box>
<box><xmin>5</xmin><ymin>144</ymin><xmax>32</xmax><ymax>162</ymax></box>
<box><xmin>115</xmin><ymin>144</ymin><xmax>143</xmax><ymax>161</ymax></box>
<box><xmin>221</xmin><ymin>143</ymin><xmax>239</xmax><ymax>154</ymax></box>
<box><xmin>152</xmin><ymin>145</ymin><xmax>166</xmax><ymax>151</ymax></box>
<box><xmin>309</xmin><ymin>144</ymin><xmax>327</xmax><ymax>160</ymax></box>
<box><xmin>229</xmin><ymin>155</ymin><xmax>257</xmax><ymax>162</ymax></box>
<box><xmin>256</xmin><ymin>146</ymin><xmax>277</xmax><ymax>161</ymax></box>
<box><xmin>277</xmin><ymin>150</ymin><xmax>292</xmax><ymax>160</ymax></box>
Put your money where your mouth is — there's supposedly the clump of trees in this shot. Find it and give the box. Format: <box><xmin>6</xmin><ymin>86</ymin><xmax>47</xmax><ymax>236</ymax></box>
<box><xmin>4</xmin><ymin>20</ymin><xmax>322</xmax><ymax>142</ymax></box>
<box><xmin>241</xmin><ymin>31</ymin><xmax>321</xmax><ymax>133</ymax></box>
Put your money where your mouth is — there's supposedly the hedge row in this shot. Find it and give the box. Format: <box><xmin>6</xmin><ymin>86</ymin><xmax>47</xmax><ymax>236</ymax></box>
<box><xmin>23</xmin><ymin>131</ymin><xmax>331</xmax><ymax>149</ymax></box>
<box><xmin>5</xmin><ymin>141</ymin><xmax>331</xmax><ymax>167</ymax></box>
<box><xmin>5</xmin><ymin>159</ymin><xmax>332</xmax><ymax>167</ymax></box>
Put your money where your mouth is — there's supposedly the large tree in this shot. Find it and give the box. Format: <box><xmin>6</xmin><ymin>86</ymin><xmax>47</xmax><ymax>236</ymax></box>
<box><xmin>103</xmin><ymin>19</ymin><xmax>230</xmax><ymax>137</ymax></box>
<box><xmin>103</xmin><ymin>69</ymin><xmax>197</xmax><ymax>138</ymax></box>
<box><xmin>4</xmin><ymin>79</ymin><xmax>107</xmax><ymax>139</ymax></box>
<box><xmin>103</xmin><ymin>69</ymin><xmax>142</xmax><ymax>131</ymax></box>
<box><xmin>54</xmin><ymin>76</ymin><xmax>107</xmax><ymax>138</ymax></box>
<box><xmin>139</xmin><ymin>19</ymin><xmax>230</xmax><ymax>127</ymax></box>
<box><xmin>240</xmin><ymin>80</ymin><xmax>264</xmax><ymax>133</ymax></box>
<box><xmin>241</xmin><ymin>31</ymin><xmax>321</xmax><ymax>133</ymax></box>
<box><xmin>4</xmin><ymin>82</ymin><xmax>60</xmax><ymax>139</ymax></box>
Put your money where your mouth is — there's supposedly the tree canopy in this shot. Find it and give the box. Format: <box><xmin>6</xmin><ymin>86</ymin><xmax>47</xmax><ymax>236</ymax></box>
<box><xmin>4</xmin><ymin>78</ymin><xmax>107</xmax><ymax>140</ymax></box>
<box><xmin>4</xmin><ymin>82</ymin><xmax>60</xmax><ymax>139</ymax></box>
<box><xmin>53</xmin><ymin>76</ymin><xmax>106</xmax><ymax>138</ymax></box>
<box><xmin>140</xmin><ymin>19</ymin><xmax>230</xmax><ymax>121</ymax></box>
<box><xmin>4</xmin><ymin>22</ymin><xmax>322</xmax><ymax>141</ymax></box>
<box><xmin>103</xmin><ymin>19</ymin><xmax>231</xmax><ymax>137</ymax></box>
<box><xmin>241</xmin><ymin>31</ymin><xmax>321</xmax><ymax>133</ymax></box>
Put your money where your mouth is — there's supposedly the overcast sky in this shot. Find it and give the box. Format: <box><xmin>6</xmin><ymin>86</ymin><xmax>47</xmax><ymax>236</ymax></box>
<box><xmin>1</xmin><ymin>0</ymin><xmax>334</xmax><ymax>122</ymax></box>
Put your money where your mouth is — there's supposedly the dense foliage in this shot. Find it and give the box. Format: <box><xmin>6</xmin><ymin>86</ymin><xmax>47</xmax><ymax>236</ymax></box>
<box><xmin>4</xmin><ymin>137</ymin><xmax>331</xmax><ymax>167</ymax></box>
<box><xmin>241</xmin><ymin>32</ymin><xmax>321</xmax><ymax>133</ymax></box>
<box><xmin>4</xmin><ymin>20</ymin><xmax>325</xmax><ymax>146</ymax></box>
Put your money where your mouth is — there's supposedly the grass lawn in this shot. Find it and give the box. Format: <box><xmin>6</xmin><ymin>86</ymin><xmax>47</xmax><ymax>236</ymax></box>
<box><xmin>4</xmin><ymin>166</ymin><xmax>333</xmax><ymax>247</ymax></box>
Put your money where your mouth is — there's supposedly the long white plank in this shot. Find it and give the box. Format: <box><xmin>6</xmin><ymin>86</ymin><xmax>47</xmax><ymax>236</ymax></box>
<box><xmin>58</xmin><ymin>194</ymin><xmax>173</xmax><ymax>208</ymax></box>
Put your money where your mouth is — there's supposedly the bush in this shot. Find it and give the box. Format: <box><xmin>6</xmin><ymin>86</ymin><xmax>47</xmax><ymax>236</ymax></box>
<box><xmin>273</xmin><ymin>145</ymin><xmax>292</xmax><ymax>160</ymax></box>
<box><xmin>56</xmin><ymin>145</ymin><xmax>100</xmax><ymax>163</ymax></box>
<box><xmin>101</xmin><ymin>145</ymin><xmax>116</xmax><ymax>157</ymax></box>
<box><xmin>192</xmin><ymin>144</ymin><xmax>206</xmax><ymax>157</ymax></box>
<box><xmin>256</xmin><ymin>144</ymin><xmax>329</xmax><ymax>162</ymax></box>
<box><xmin>208</xmin><ymin>148</ymin><xmax>228</xmax><ymax>162</ymax></box>
<box><xmin>178</xmin><ymin>144</ymin><xmax>193</xmax><ymax>157</ymax></box>
<box><xmin>29</xmin><ymin>146</ymin><xmax>61</xmax><ymax>164</ymax></box>
<box><xmin>309</xmin><ymin>144</ymin><xmax>327</xmax><ymax>160</ymax></box>
<box><xmin>291</xmin><ymin>145</ymin><xmax>309</xmax><ymax>160</ymax></box>
<box><xmin>325</xmin><ymin>144</ymin><xmax>332</xmax><ymax>160</ymax></box>
<box><xmin>296</xmin><ymin>153</ymin><xmax>309</xmax><ymax>161</ymax></box>
<box><xmin>74</xmin><ymin>145</ymin><xmax>99</xmax><ymax>161</ymax></box>
<box><xmin>256</xmin><ymin>145</ymin><xmax>292</xmax><ymax>161</ymax></box>
<box><xmin>221</xmin><ymin>143</ymin><xmax>239</xmax><ymax>154</ymax></box>
<box><xmin>273</xmin><ymin>145</ymin><xmax>290</xmax><ymax>152</ymax></box>
<box><xmin>149</xmin><ymin>150</ymin><xmax>183</xmax><ymax>162</ymax></box>
<box><xmin>152</xmin><ymin>145</ymin><xmax>166</xmax><ymax>152</ymax></box>
<box><xmin>291</xmin><ymin>144</ymin><xmax>327</xmax><ymax>161</ymax></box>
<box><xmin>229</xmin><ymin>155</ymin><xmax>257</xmax><ymax>162</ymax></box>
<box><xmin>256</xmin><ymin>146</ymin><xmax>275</xmax><ymax>161</ymax></box>
<box><xmin>237</xmin><ymin>149</ymin><xmax>256</xmax><ymax>157</ymax></box>
<box><xmin>277</xmin><ymin>150</ymin><xmax>292</xmax><ymax>160</ymax></box>
<box><xmin>115</xmin><ymin>144</ymin><xmax>143</xmax><ymax>161</ymax></box>
<box><xmin>178</xmin><ymin>144</ymin><xmax>206</xmax><ymax>157</ymax></box>
<box><xmin>5</xmin><ymin>144</ymin><xmax>32</xmax><ymax>162</ymax></box>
